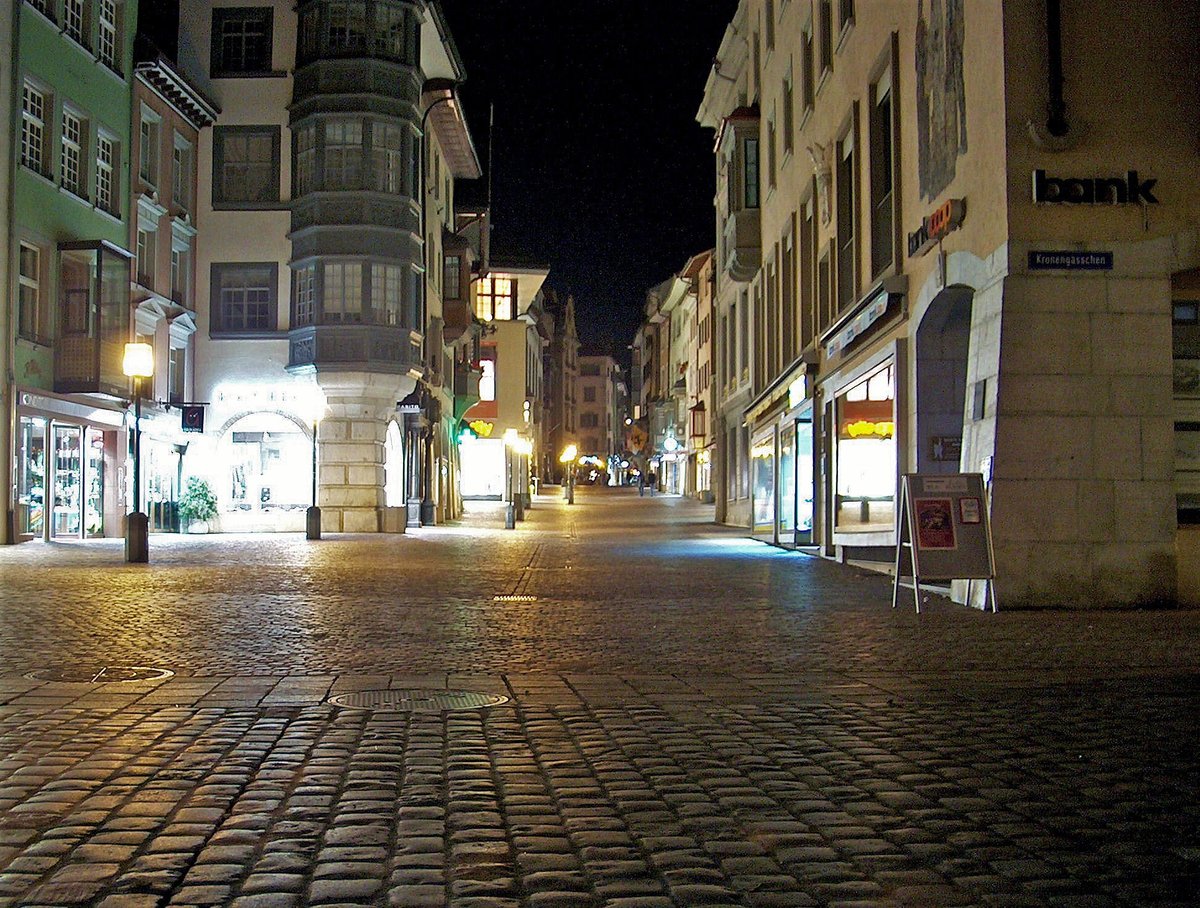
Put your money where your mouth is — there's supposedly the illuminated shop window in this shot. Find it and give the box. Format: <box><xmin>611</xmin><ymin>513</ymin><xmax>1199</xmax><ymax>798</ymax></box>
<box><xmin>834</xmin><ymin>363</ymin><xmax>895</xmax><ymax>531</ymax></box>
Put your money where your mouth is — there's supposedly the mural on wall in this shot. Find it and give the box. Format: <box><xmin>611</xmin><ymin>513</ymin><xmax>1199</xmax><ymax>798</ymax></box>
<box><xmin>916</xmin><ymin>0</ymin><xmax>968</xmax><ymax>201</ymax></box>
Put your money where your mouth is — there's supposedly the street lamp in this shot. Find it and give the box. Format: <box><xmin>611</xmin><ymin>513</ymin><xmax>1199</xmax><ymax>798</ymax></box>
<box><xmin>306</xmin><ymin>400</ymin><xmax>325</xmax><ymax>540</ymax></box>
<box><xmin>503</xmin><ymin>428</ymin><xmax>519</xmax><ymax>529</ymax></box>
<box><xmin>559</xmin><ymin>443</ymin><xmax>578</xmax><ymax>505</ymax></box>
<box><xmin>123</xmin><ymin>342</ymin><xmax>153</xmax><ymax>563</ymax></box>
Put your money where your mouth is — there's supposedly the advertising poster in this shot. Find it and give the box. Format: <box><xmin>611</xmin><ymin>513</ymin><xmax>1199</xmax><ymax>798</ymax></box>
<box><xmin>914</xmin><ymin>498</ymin><xmax>956</xmax><ymax>549</ymax></box>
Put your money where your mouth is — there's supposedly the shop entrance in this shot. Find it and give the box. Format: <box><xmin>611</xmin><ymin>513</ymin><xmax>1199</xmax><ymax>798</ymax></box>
<box><xmin>916</xmin><ymin>285</ymin><xmax>974</xmax><ymax>474</ymax></box>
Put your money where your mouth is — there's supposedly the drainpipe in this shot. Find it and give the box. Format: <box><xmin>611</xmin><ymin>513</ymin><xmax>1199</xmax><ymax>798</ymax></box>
<box><xmin>1044</xmin><ymin>0</ymin><xmax>1069</xmax><ymax>137</ymax></box>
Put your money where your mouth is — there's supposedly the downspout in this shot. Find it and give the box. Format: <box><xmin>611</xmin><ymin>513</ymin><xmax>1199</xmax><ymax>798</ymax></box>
<box><xmin>3</xmin><ymin>0</ymin><xmax>23</xmax><ymax>543</ymax></box>
<box><xmin>1028</xmin><ymin>0</ymin><xmax>1084</xmax><ymax>150</ymax></box>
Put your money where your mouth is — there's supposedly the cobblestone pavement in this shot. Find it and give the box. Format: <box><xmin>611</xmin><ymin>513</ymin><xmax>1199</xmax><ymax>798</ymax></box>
<box><xmin>0</xmin><ymin>487</ymin><xmax>1197</xmax><ymax>907</ymax></box>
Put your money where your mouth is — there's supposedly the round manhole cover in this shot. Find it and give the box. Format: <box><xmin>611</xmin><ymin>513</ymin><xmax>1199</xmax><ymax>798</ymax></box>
<box><xmin>328</xmin><ymin>689</ymin><xmax>509</xmax><ymax>712</ymax></box>
<box><xmin>23</xmin><ymin>666</ymin><xmax>174</xmax><ymax>683</ymax></box>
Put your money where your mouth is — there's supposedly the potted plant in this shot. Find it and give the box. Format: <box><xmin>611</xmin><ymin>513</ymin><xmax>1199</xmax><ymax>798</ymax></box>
<box><xmin>178</xmin><ymin>476</ymin><xmax>218</xmax><ymax>534</ymax></box>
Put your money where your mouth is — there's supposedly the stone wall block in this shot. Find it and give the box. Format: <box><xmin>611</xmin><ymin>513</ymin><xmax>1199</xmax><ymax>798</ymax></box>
<box><xmin>999</xmin><ymin>311</ymin><xmax>1091</xmax><ymax>375</ymax></box>
<box><xmin>1091</xmin><ymin>417</ymin><xmax>1143</xmax><ymax>481</ymax></box>
<box><xmin>991</xmin><ymin>478</ymin><xmax>1078</xmax><ymax>543</ymax></box>
<box><xmin>347</xmin><ymin>464</ymin><xmax>384</xmax><ymax>487</ymax></box>
<box><xmin>1092</xmin><ymin>543</ymin><xmax>1175</xmax><ymax>607</ymax></box>
<box><xmin>1113</xmin><ymin>481</ymin><xmax>1176</xmax><ymax>542</ymax></box>
<box><xmin>1106</xmin><ymin>277</ymin><xmax>1170</xmax><ymax>314</ymax></box>
<box><xmin>1091</xmin><ymin>313</ymin><xmax>1171</xmax><ymax>376</ymax></box>
<box><xmin>997</xmin><ymin>375</ymin><xmax>1105</xmax><ymax>417</ymax></box>
<box><xmin>994</xmin><ymin>415</ymin><xmax>1093</xmax><ymax>479</ymax></box>
<box><xmin>323</xmin><ymin>486</ymin><xmax>384</xmax><ymax>509</ymax></box>
<box><xmin>340</xmin><ymin>508</ymin><xmax>382</xmax><ymax>533</ymax></box>
<box><xmin>1076</xmin><ymin>481</ymin><xmax>1117</xmax><ymax>543</ymax></box>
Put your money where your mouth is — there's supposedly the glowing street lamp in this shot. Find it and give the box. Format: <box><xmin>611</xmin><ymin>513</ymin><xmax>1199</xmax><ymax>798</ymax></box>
<box><xmin>123</xmin><ymin>342</ymin><xmax>153</xmax><ymax>563</ymax></box>
<box><xmin>559</xmin><ymin>443</ymin><xmax>578</xmax><ymax>504</ymax></box>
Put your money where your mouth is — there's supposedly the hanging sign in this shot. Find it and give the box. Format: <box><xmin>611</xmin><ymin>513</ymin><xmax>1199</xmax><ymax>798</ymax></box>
<box><xmin>892</xmin><ymin>472</ymin><xmax>997</xmax><ymax>613</ymax></box>
<box><xmin>180</xmin><ymin>405</ymin><xmax>205</xmax><ymax>434</ymax></box>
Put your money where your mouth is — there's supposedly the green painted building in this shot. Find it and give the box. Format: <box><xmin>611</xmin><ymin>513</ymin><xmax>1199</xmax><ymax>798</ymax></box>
<box><xmin>6</xmin><ymin>0</ymin><xmax>139</xmax><ymax>542</ymax></box>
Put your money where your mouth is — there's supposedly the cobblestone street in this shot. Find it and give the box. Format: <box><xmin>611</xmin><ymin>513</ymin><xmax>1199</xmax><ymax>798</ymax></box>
<box><xmin>0</xmin><ymin>487</ymin><xmax>1197</xmax><ymax>907</ymax></box>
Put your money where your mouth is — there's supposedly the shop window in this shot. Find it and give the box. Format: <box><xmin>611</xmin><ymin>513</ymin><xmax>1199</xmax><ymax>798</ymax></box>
<box><xmin>834</xmin><ymin>363</ymin><xmax>896</xmax><ymax>532</ymax></box>
<box><xmin>211</xmin><ymin>262</ymin><xmax>277</xmax><ymax>335</ymax></box>
<box><xmin>211</xmin><ymin>7</ymin><xmax>274</xmax><ymax>76</ymax></box>
<box><xmin>752</xmin><ymin>434</ymin><xmax>775</xmax><ymax>537</ymax></box>
<box><xmin>17</xmin><ymin>416</ymin><xmax>47</xmax><ymax>536</ymax></box>
<box><xmin>213</xmin><ymin>126</ymin><xmax>281</xmax><ymax>206</ymax></box>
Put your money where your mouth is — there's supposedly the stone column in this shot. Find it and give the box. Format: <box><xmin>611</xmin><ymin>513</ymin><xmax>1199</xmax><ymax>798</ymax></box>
<box><xmin>317</xmin><ymin>373</ymin><xmax>412</xmax><ymax>533</ymax></box>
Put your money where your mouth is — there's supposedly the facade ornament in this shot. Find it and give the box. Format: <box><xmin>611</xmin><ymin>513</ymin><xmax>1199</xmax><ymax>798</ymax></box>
<box><xmin>807</xmin><ymin>143</ymin><xmax>833</xmax><ymax>224</ymax></box>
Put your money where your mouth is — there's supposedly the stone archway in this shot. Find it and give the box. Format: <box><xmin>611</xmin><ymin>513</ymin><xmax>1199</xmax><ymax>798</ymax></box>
<box><xmin>915</xmin><ymin>284</ymin><xmax>975</xmax><ymax>474</ymax></box>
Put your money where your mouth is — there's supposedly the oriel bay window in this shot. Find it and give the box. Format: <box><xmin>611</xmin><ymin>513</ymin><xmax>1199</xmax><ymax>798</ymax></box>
<box><xmin>290</xmin><ymin>260</ymin><xmax>416</xmax><ymax>327</ymax></box>
<box><xmin>295</xmin><ymin>0</ymin><xmax>418</xmax><ymax>65</ymax></box>
<box><xmin>18</xmin><ymin>243</ymin><xmax>44</xmax><ymax>344</ymax></box>
<box><xmin>475</xmin><ymin>276</ymin><xmax>515</xmax><ymax>322</ymax></box>
<box><xmin>323</xmin><ymin>261</ymin><xmax>362</xmax><ymax>323</ymax></box>
<box><xmin>324</xmin><ymin>119</ymin><xmax>364</xmax><ymax>189</ymax></box>
<box><xmin>55</xmin><ymin>241</ymin><xmax>133</xmax><ymax>395</ymax></box>
<box><xmin>371</xmin><ymin>122</ymin><xmax>404</xmax><ymax>193</ymax></box>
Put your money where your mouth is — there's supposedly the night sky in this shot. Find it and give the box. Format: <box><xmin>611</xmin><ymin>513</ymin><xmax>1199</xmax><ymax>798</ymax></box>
<box><xmin>440</xmin><ymin>1</ymin><xmax>738</xmax><ymax>356</ymax></box>
<box><xmin>143</xmin><ymin>1</ymin><xmax>738</xmax><ymax>357</ymax></box>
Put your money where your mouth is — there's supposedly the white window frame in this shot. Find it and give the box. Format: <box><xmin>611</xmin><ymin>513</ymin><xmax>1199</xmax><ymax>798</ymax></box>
<box><xmin>17</xmin><ymin>242</ymin><xmax>43</xmax><ymax>342</ymax></box>
<box><xmin>21</xmin><ymin>82</ymin><xmax>47</xmax><ymax>174</ymax></box>
<box><xmin>60</xmin><ymin>106</ymin><xmax>86</xmax><ymax>197</ymax></box>
<box><xmin>139</xmin><ymin>106</ymin><xmax>160</xmax><ymax>187</ymax></box>
<box><xmin>98</xmin><ymin>0</ymin><xmax>120</xmax><ymax>69</ymax></box>
<box><xmin>96</xmin><ymin>132</ymin><xmax>117</xmax><ymax>213</ymax></box>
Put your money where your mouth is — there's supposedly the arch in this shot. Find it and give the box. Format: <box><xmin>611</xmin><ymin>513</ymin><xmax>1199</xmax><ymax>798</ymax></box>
<box><xmin>915</xmin><ymin>283</ymin><xmax>975</xmax><ymax>475</ymax></box>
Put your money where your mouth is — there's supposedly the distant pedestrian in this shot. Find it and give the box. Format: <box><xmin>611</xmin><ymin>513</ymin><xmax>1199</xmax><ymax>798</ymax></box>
<box><xmin>648</xmin><ymin>472</ymin><xmax>657</xmax><ymax>496</ymax></box>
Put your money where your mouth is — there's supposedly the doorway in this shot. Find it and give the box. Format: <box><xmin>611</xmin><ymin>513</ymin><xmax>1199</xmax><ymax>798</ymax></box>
<box><xmin>916</xmin><ymin>285</ymin><xmax>975</xmax><ymax>475</ymax></box>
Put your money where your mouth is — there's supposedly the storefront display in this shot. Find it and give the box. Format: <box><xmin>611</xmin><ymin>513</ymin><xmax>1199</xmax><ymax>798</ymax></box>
<box><xmin>834</xmin><ymin>363</ymin><xmax>896</xmax><ymax>532</ymax></box>
<box><xmin>17</xmin><ymin>416</ymin><xmax>46</xmax><ymax>536</ymax></box>
<box><xmin>751</xmin><ymin>431</ymin><xmax>775</xmax><ymax>540</ymax></box>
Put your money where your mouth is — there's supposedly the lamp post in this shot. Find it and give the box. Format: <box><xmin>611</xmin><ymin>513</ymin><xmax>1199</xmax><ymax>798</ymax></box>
<box><xmin>513</xmin><ymin>437</ymin><xmax>532</xmax><ymax>521</ymax></box>
<box><xmin>306</xmin><ymin>403</ymin><xmax>324</xmax><ymax>540</ymax></box>
<box><xmin>503</xmin><ymin>429</ymin><xmax>517</xmax><ymax>529</ymax></box>
<box><xmin>559</xmin><ymin>444</ymin><xmax>577</xmax><ymax>505</ymax></box>
<box><xmin>123</xmin><ymin>343</ymin><xmax>154</xmax><ymax>563</ymax></box>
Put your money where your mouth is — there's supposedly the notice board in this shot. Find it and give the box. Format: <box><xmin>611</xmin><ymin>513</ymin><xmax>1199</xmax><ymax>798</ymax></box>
<box><xmin>893</xmin><ymin>473</ymin><xmax>996</xmax><ymax>612</ymax></box>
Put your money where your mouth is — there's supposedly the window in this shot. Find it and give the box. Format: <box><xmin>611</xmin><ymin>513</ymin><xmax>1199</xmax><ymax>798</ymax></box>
<box><xmin>211</xmin><ymin>7</ymin><xmax>273</xmax><ymax>76</ymax></box>
<box><xmin>479</xmin><ymin>356</ymin><xmax>496</xmax><ymax>401</ymax></box>
<box><xmin>64</xmin><ymin>0</ymin><xmax>86</xmax><ymax>45</ymax></box>
<box><xmin>136</xmin><ymin>221</ymin><xmax>156</xmax><ymax>287</ymax></box>
<box><xmin>18</xmin><ymin>243</ymin><xmax>43</xmax><ymax>343</ymax></box>
<box><xmin>171</xmin><ymin>247</ymin><xmax>189</xmax><ymax>304</ymax></box>
<box><xmin>323</xmin><ymin>261</ymin><xmax>362</xmax><ymax>323</ymax></box>
<box><xmin>739</xmin><ymin>289</ymin><xmax>749</xmax><ymax>375</ymax></box>
<box><xmin>475</xmin><ymin>276</ymin><xmax>514</xmax><ymax>322</ymax></box>
<box><xmin>96</xmin><ymin>133</ymin><xmax>116</xmax><ymax>213</ymax></box>
<box><xmin>836</xmin><ymin>129</ymin><xmax>856</xmax><ymax>310</ymax></box>
<box><xmin>752</xmin><ymin>31</ymin><xmax>761</xmax><ymax>101</ymax></box>
<box><xmin>371</xmin><ymin>263</ymin><xmax>404</xmax><ymax>326</ymax></box>
<box><xmin>294</xmin><ymin>122</ymin><xmax>316</xmax><ymax>196</ymax></box>
<box><xmin>840</xmin><ymin>0</ymin><xmax>855</xmax><ymax>31</ymax></box>
<box><xmin>98</xmin><ymin>0</ymin><xmax>120</xmax><ymax>69</ymax></box>
<box><xmin>173</xmin><ymin>135</ymin><xmax>191</xmax><ymax>212</ymax></box>
<box><xmin>168</xmin><ymin>345</ymin><xmax>186</xmax><ymax>404</ymax></box>
<box><xmin>60</xmin><ymin>109</ymin><xmax>85</xmax><ymax>196</ymax></box>
<box><xmin>326</xmin><ymin>2</ymin><xmax>367</xmax><ymax>54</ymax></box>
<box><xmin>819</xmin><ymin>250</ymin><xmax>832</xmax><ymax>330</ymax></box>
<box><xmin>767</xmin><ymin>110</ymin><xmax>777</xmax><ymax>189</ymax></box>
<box><xmin>21</xmin><ymin>83</ymin><xmax>47</xmax><ymax>174</ymax></box>
<box><xmin>869</xmin><ymin>72</ymin><xmax>895</xmax><ymax>278</ymax></box>
<box><xmin>213</xmin><ymin>126</ymin><xmax>280</xmax><ymax>205</ymax></box>
<box><xmin>292</xmin><ymin>263</ymin><xmax>316</xmax><ymax>326</ymax></box>
<box><xmin>583</xmin><ymin>387</ymin><xmax>596</xmax><ymax>403</ymax></box>
<box><xmin>371</xmin><ymin>122</ymin><xmax>403</xmax><ymax>193</ymax></box>
<box><xmin>443</xmin><ymin>254</ymin><xmax>461</xmax><ymax>300</ymax></box>
<box><xmin>819</xmin><ymin>0</ymin><xmax>833</xmax><ymax>75</ymax></box>
<box><xmin>139</xmin><ymin>112</ymin><xmax>159</xmax><ymax>185</ymax></box>
<box><xmin>324</xmin><ymin>119</ymin><xmax>363</xmax><ymax>190</ymax></box>
<box><xmin>1175</xmin><ymin>302</ymin><xmax>1200</xmax><ymax>324</ymax></box>
<box><xmin>744</xmin><ymin>137</ymin><xmax>759</xmax><ymax>208</ymax></box>
<box><xmin>374</xmin><ymin>1</ymin><xmax>408</xmax><ymax>60</ymax></box>
<box><xmin>765</xmin><ymin>0</ymin><xmax>775</xmax><ymax>50</ymax></box>
<box><xmin>211</xmin><ymin>263</ymin><xmax>277</xmax><ymax>334</ymax></box>
<box><xmin>802</xmin><ymin>25</ymin><xmax>815</xmax><ymax>112</ymax></box>
<box><xmin>782</xmin><ymin>65</ymin><xmax>794</xmax><ymax>155</ymax></box>
<box><xmin>800</xmin><ymin>197</ymin><xmax>816</xmax><ymax>346</ymax></box>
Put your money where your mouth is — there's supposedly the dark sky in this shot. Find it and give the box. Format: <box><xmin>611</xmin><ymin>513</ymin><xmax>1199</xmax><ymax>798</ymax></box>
<box><xmin>440</xmin><ymin>1</ymin><xmax>737</xmax><ymax>356</ymax></box>
<box><xmin>143</xmin><ymin>1</ymin><xmax>737</xmax><ymax>356</ymax></box>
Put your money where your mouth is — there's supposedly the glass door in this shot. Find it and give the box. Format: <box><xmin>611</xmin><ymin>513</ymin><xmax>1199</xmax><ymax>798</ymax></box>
<box><xmin>51</xmin><ymin>424</ymin><xmax>83</xmax><ymax>538</ymax></box>
<box><xmin>778</xmin><ymin>424</ymin><xmax>796</xmax><ymax>544</ymax></box>
<box><xmin>85</xmin><ymin>428</ymin><xmax>106</xmax><ymax>537</ymax></box>
<box><xmin>17</xmin><ymin>416</ymin><xmax>47</xmax><ymax>537</ymax></box>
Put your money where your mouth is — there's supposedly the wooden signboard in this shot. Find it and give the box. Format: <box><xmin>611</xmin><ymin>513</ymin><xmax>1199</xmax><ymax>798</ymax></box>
<box><xmin>892</xmin><ymin>472</ymin><xmax>996</xmax><ymax>613</ymax></box>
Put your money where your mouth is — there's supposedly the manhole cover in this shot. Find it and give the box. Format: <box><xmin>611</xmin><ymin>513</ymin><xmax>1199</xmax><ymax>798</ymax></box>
<box><xmin>327</xmin><ymin>689</ymin><xmax>509</xmax><ymax>712</ymax></box>
<box><xmin>493</xmin><ymin>594</ymin><xmax>538</xmax><ymax>602</ymax></box>
<box><xmin>23</xmin><ymin>666</ymin><xmax>174</xmax><ymax>683</ymax></box>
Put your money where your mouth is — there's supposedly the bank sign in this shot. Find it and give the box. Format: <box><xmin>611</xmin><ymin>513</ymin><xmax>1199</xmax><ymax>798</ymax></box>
<box><xmin>1033</xmin><ymin>170</ymin><xmax>1158</xmax><ymax>205</ymax></box>
<box><xmin>908</xmin><ymin>198</ymin><xmax>966</xmax><ymax>257</ymax></box>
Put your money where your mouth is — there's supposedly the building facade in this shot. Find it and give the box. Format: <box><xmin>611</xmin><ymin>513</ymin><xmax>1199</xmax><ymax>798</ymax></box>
<box><xmin>542</xmin><ymin>288</ymin><xmax>579</xmax><ymax>481</ymax></box>
<box><xmin>697</xmin><ymin>0</ymin><xmax>1199</xmax><ymax>607</ymax></box>
<box><xmin>178</xmin><ymin>0</ymin><xmax>481</xmax><ymax>533</ymax></box>
<box><xmin>577</xmin><ymin>354</ymin><xmax>623</xmax><ymax>481</ymax></box>
<box><xmin>7</xmin><ymin>0</ymin><xmax>139</xmax><ymax>544</ymax></box>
